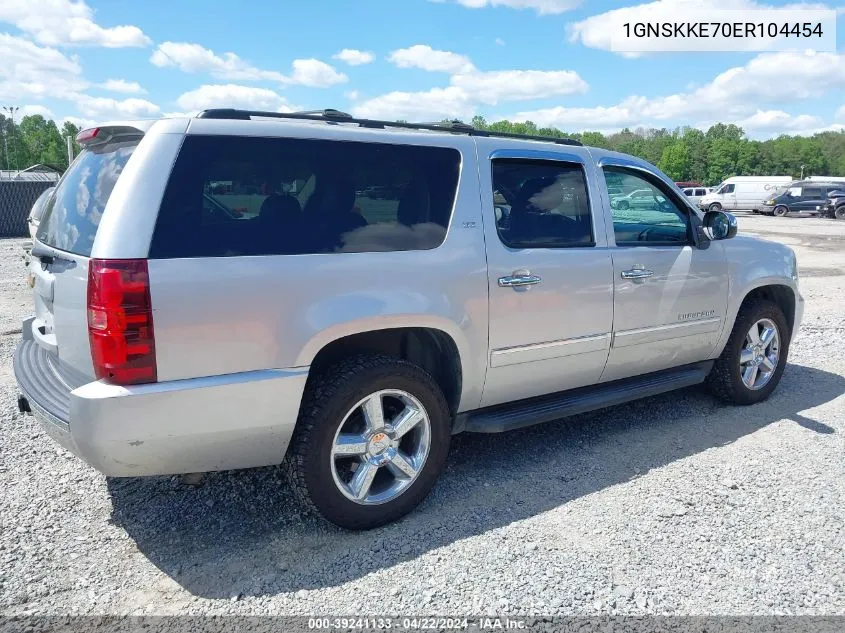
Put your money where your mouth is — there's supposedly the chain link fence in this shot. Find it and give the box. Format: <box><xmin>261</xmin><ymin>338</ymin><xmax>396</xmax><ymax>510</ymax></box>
<box><xmin>0</xmin><ymin>180</ymin><xmax>57</xmax><ymax>238</ymax></box>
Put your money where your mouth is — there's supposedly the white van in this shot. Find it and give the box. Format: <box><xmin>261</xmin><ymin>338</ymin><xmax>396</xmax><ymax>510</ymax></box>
<box><xmin>699</xmin><ymin>176</ymin><xmax>793</xmax><ymax>212</ymax></box>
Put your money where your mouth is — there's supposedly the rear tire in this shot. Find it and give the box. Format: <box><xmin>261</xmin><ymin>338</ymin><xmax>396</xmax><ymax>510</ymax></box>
<box><xmin>284</xmin><ymin>354</ymin><xmax>451</xmax><ymax>530</ymax></box>
<box><xmin>773</xmin><ymin>205</ymin><xmax>789</xmax><ymax>217</ymax></box>
<box><xmin>706</xmin><ymin>300</ymin><xmax>789</xmax><ymax>406</ymax></box>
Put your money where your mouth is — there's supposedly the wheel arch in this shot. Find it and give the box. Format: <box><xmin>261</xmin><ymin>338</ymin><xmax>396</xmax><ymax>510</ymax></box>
<box><xmin>711</xmin><ymin>281</ymin><xmax>798</xmax><ymax>358</ymax></box>
<box><xmin>301</xmin><ymin>324</ymin><xmax>467</xmax><ymax>416</ymax></box>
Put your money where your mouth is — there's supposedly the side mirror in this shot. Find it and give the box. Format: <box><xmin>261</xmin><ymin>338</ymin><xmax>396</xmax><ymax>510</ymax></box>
<box><xmin>703</xmin><ymin>210</ymin><xmax>737</xmax><ymax>240</ymax></box>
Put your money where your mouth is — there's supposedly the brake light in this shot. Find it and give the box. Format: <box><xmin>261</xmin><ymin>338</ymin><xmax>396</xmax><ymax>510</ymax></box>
<box><xmin>87</xmin><ymin>259</ymin><xmax>157</xmax><ymax>385</ymax></box>
<box><xmin>76</xmin><ymin>127</ymin><xmax>100</xmax><ymax>144</ymax></box>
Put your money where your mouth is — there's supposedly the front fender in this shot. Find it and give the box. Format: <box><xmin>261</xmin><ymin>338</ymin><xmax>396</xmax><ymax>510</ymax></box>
<box><xmin>710</xmin><ymin>236</ymin><xmax>800</xmax><ymax>357</ymax></box>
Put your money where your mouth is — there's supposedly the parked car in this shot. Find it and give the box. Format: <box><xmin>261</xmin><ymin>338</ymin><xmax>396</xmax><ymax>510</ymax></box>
<box><xmin>26</xmin><ymin>186</ymin><xmax>55</xmax><ymax>239</ymax></box>
<box><xmin>820</xmin><ymin>189</ymin><xmax>845</xmax><ymax>219</ymax></box>
<box><xmin>675</xmin><ymin>181</ymin><xmax>703</xmax><ymax>189</ymax></box>
<box><xmin>762</xmin><ymin>182</ymin><xmax>844</xmax><ymax>217</ymax></box>
<box><xmin>682</xmin><ymin>186</ymin><xmax>709</xmax><ymax>207</ymax></box>
<box><xmin>610</xmin><ymin>188</ymin><xmax>667</xmax><ymax>210</ymax></box>
<box><xmin>14</xmin><ymin>110</ymin><xmax>803</xmax><ymax>530</ymax></box>
<box><xmin>699</xmin><ymin>176</ymin><xmax>793</xmax><ymax>212</ymax></box>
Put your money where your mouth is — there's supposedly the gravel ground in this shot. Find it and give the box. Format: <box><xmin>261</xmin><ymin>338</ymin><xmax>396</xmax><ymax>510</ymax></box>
<box><xmin>1</xmin><ymin>215</ymin><xmax>844</xmax><ymax>617</ymax></box>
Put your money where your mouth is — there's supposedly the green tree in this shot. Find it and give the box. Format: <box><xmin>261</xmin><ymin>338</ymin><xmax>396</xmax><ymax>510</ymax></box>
<box><xmin>658</xmin><ymin>141</ymin><xmax>691</xmax><ymax>180</ymax></box>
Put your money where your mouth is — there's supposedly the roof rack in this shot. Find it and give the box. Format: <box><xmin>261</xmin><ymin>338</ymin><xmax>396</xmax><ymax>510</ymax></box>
<box><xmin>194</xmin><ymin>108</ymin><xmax>583</xmax><ymax>146</ymax></box>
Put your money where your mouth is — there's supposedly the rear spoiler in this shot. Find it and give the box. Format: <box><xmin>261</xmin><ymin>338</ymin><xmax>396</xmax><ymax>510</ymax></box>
<box><xmin>76</xmin><ymin>123</ymin><xmax>148</xmax><ymax>148</ymax></box>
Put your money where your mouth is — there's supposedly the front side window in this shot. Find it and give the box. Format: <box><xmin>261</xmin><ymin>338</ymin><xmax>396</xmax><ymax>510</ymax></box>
<box><xmin>150</xmin><ymin>136</ymin><xmax>461</xmax><ymax>258</ymax></box>
<box><xmin>603</xmin><ymin>167</ymin><xmax>691</xmax><ymax>246</ymax></box>
<box><xmin>491</xmin><ymin>159</ymin><xmax>594</xmax><ymax>249</ymax></box>
<box><xmin>719</xmin><ymin>184</ymin><xmax>735</xmax><ymax>194</ymax></box>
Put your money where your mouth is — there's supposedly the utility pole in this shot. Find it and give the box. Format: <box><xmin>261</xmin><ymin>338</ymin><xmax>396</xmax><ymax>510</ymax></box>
<box><xmin>1</xmin><ymin>125</ymin><xmax>8</xmax><ymax>171</ymax></box>
<box><xmin>66</xmin><ymin>135</ymin><xmax>74</xmax><ymax>167</ymax></box>
<box><xmin>2</xmin><ymin>106</ymin><xmax>20</xmax><ymax>171</ymax></box>
<box><xmin>800</xmin><ymin>164</ymin><xmax>806</xmax><ymax>179</ymax></box>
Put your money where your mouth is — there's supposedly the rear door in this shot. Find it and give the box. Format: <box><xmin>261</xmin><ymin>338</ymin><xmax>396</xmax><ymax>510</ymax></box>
<box><xmin>30</xmin><ymin>131</ymin><xmax>142</xmax><ymax>380</ymax></box>
<box><xmin>795</xmin><ymin>186</ymin><xmax>824</xmax><ymax>213</ymax></box>
<box><xmin>478</xmin><ymin>145</ymin><xmax>613</xmax><ymax>407</ymax></box>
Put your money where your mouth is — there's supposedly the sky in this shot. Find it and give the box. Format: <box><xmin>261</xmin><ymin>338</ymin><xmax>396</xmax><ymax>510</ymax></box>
<box><xmin>1</xmin><ymin>0</ymin><xmax>844</xmax><ymax>139</ymax></box>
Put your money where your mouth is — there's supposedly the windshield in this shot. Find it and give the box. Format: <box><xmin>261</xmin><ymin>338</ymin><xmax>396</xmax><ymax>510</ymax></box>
<box><xmin>35</xmin><ymin>140</ymin><xmax>138</xmax><ymax>256</ymax></box>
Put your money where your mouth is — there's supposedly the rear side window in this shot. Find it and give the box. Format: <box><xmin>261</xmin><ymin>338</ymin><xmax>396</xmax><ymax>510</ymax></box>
<box><xmin>35</xmin><ymin>140</ymin><xmax>138</xmax><ymax>256</ymax></box>
<box><xmin>149</xmin><ymin>136</ymin><xmax>461</xmax><ymax>258</ymax></box>
<box><xmin>490</xmin><ymin>159</ymin><xmax>593</xmax><ymax>249</ymax></box>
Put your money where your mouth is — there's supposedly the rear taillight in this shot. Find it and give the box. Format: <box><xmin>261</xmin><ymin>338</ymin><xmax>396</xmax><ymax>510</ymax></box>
<box><xmin>87</xmin><ymin>259</ymin><xmax>157</xmax><ymax>385</ymax></box>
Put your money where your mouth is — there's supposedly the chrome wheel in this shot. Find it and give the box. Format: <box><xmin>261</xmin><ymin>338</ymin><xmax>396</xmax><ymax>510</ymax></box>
<box><xmin>330</xmin><ymin>389</ymin><xmax>431</xmax><ymax>505</ymax></box>
<box><xmin>739</xmin><ymin>318</ymin><xmax>780</xmax><ymax>390</ymax></box>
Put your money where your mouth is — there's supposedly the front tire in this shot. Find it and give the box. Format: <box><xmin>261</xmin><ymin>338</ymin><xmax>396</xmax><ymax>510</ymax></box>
<box><xmin>284</xmin><ymin>354</ymin><xmax>451</xmax><ymax>530</ymax></box>
<box><xmin>707</xmin><ymin>300</ymin><xmax>790</xmax><ymax>405</ymax></box>
<box><xmin>773</xmin><ymin>205</ymin><xmax>789</xmax><ymax>217</ymax></box>
<box><xmin>708</xmin><ymin>202</ymin><xmax>722</xmax><ymax>213</ymax></box>
<box><xmin>836</xmin><ymin>206</ymin><xmax>845</xmax><ymax>220</ymax></box>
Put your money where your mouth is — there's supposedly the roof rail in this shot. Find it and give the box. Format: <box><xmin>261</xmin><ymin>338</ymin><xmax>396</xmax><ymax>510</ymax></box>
<box><xmin>194</xmin><ymin>108</ymin><xmax>583</xmax><ymax>146</ymax></box>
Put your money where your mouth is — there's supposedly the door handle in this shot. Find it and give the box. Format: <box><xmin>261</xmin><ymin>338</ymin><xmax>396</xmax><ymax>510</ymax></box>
<box><xmin>621</xmin><ymin>268</ymin><xmax>654</xmax><ymax>280</ymax></box>
<box><xmin>498</xmin><ymin>273</ymin><xmax>542</xmax><ymax>288</ymax></box>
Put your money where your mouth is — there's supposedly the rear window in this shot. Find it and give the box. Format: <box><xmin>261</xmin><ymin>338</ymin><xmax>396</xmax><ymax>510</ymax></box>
<box><xmin>149</xmin><ymin>135</ymin><xmax>462</xmax><ymax>258</ymax></box>
<box><xmin>35</xmin><ymin>140</ymin><xmax>138</xmax><ymax>257</ymax></box>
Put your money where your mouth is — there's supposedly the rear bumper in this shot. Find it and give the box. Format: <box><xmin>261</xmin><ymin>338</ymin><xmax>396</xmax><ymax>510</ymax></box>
<box><xmin>14</xmin><ymin>336</ymin><xmax>309</xmax><ymax>477</ymax></box>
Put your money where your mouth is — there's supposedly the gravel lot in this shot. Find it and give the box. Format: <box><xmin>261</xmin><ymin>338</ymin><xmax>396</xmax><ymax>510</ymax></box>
<box><xmin>1</xmin><ymin>214</ymin><xmax>844</xmax><ymax>617</ymax></box>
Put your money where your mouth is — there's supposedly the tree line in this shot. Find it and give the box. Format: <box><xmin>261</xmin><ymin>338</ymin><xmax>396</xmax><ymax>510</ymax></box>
<box><xmin>2</xmin><ymin>112</ymin><xmax>844</xmax><ymax>185</ymax></box>
<box><xmin>0</xmin><ymin>114</ymin><xmax>81</xmax><ymax>172</ymax></box>
<box><xmin>471</xmin><ymin>117</ymin><xmax>845</xmax><ymax>185</ymax></box>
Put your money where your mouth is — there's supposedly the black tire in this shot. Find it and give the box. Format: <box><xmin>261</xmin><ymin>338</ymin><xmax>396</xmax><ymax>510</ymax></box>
<box><xmin>708</xmin><ymin>202</ymin><xmax>722</xmax><ymax>213</ymax></box>
<box><xmin>706</xmin><ymin>299</ymin><xmax>790</xmax><ymax>406</ymax></box>
<box><xmin>773</xmin><ymin>205</ymin><xmax>789</xmax><ymax>217</ymax></box>
<box><xmin>836</xmin><ymin>206</ymin><xmax>845</xmax><ymax>220</ymax></box>
<box><xmin>284</xmin><ymin>354</ymin><xmax>451</xmax><ymax>530</ymax></box>
<box><xmin>616</xmin><ymin>200</ymin><xmax>629</xmax><ymax>210</ymax></box>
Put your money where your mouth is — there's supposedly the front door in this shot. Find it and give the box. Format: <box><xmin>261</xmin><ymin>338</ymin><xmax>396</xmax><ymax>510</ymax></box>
<box><xmin>479</xmin><ymin>148</ymin><xmax>614</xmax><ymax>408</ymax></box>
<box><xmin>600</xmin><ymin>163</ymin><xmax>729</xmax><ymax>382</ymax></box>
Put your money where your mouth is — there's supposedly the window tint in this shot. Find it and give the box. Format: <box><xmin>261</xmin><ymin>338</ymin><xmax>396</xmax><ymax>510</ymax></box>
<box><xmin>36</xmin><ymin>140</ymin><xmax>138</xmax><ymax>256</ymax></box>
<box><xmin>719</xmin><ymin>184</ymin><xmax>735</xmax><ymax>194</ymax></box>
<box><xmin>149</xmin><ymin>136</ymin><xmax>461</xmax><ymax>258</ymax></box>
<box><xmin>603</xmin><ymin>167</ymin><xmax>690</xmax><ymax>245</ymax></box>
<box><xmin>491</xmin><ymin>159</ymin><xmax>593</xmax><ymax>249</ymax></box>
<box><xmin>695</xmin><ymin>188</ymin><xmax>707</xmax><ymax>196</ymax></box>
<box><xmin>804</xmin><ymin>187</ymin><xmax>823</xmax><ymax>199</ymax></box>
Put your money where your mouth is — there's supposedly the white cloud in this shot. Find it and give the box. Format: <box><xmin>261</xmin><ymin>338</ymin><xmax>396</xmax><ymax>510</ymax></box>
<box><xmin>333</xmin><ymin>49</ymin><xmax>375</xmax><ymax>66</ymax></box>
<box><xmin>0</xmin><ymin>0</ymin><xmax>150</xmax><ymax>47</ymax></box>
<box><xmin>99</xmin><ymin>79</ymin><xmax>146</xmax><ymax>94</ymax></box>
<box><xmin>353</xmin><ymin>87</ymin><xmax>475</xmax><ymax>121</ymax></box>
<box><xmin>388</xmin><ymin>45</ymin><xmax>476</xmax><ymax>74</ymax></box>
<box><xmin>345</xmin><ymin>90</ymin><xmax>361</xmax><ymax>100</ymax></box>
<box><xmin>495</xmin><ymin>38</ymin><xmax>506</xmax><ymax>46</ymax></box>
<box><xmin>72</xmin><ymin>95</ymin><xmax>160</xmax><ymax>119</ymax></box>
<box><xmin>0</xmin><ymin>33</ymin><xmax>86</xmax><ymax>101</ymax></box>
<box><xmin>290</xmin><ymin>58</ymin><xmax>348</xmax><ymax>87</ymax></box>
<box><xmin>510</xmin><ymin>51</ymin><xmax>845</xmax><ymax>132</ymax></box>
<box><xmin>176</xmin><ymin>84</ymin><xmax>296</xmax><ymax>112</ymax></box>
<box><xmin>150</xmin><ymin>42</ymin><xmax>288</xmax><ymax>82</ymax></box>
<box><xmin>151</xmin><ymin>42</ymin><xmax>347</xmax><ymax>87</ymax></box>
<box><xmin>451</xmin><ymin>70</ymin><xmax>587</xmax><ymax>104</ymax></box>
<box><xmin>436</xmin><ymin>0</ymin><xmax>582</xmax><ymax>14</ymax></box>
<box><xmin>20</xmin><ymin>104</ymin><xmax>55</xmax><ymax>118</ymax></box>
<box><xmin>835</xmin><ymin>105</ymin><xmax>845</xmax><ymax>121</ymax></box>
<box><xmin>568</xmin><ymin>0</ymin><xmax>835</xmax><ymax>55</ymax></box>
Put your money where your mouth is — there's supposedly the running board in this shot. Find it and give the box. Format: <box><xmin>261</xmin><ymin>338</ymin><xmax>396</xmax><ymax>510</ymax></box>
<box><xmin>455</xmin><ymin>361</ymin><xmax>714</xmax><ymax>434</ymax></box>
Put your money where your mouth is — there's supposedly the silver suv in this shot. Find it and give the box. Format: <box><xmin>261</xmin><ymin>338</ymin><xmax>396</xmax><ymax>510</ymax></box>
<box><xmin>14</xmin><ymin>109</ymin><xmax>804</xmax><ymax>529</ymax></box>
